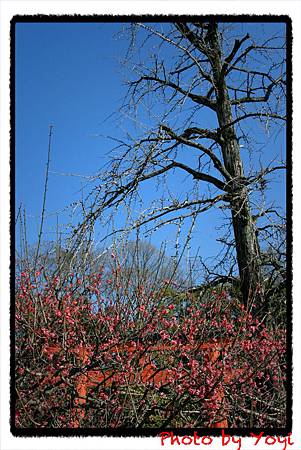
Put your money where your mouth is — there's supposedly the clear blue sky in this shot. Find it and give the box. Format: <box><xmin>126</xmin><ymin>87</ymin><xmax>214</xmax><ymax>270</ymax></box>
<box><xmin>15</xmin><ymin>20</ymin><xmax>287</xmax><ymax>274</ymax></box>
<box><xmin>15</xmin><ymin>22</ymin><xmax>127</xmax><ymax>241</ymax></box>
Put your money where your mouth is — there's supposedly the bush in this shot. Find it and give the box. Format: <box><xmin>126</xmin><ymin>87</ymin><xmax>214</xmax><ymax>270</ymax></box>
<box><xmin>15</xmin><ymin>258</ymin><xmax>286</xmax><ymax>429</ymax></box>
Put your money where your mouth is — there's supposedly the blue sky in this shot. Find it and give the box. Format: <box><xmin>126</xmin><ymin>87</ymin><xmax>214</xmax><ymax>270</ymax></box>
<box><xmin>16</xmin><ymin>23</ymin><xmax>126</xmax><ymax>238</ymax></box>
<box><xmin>15</xmin><ymin>20</ymin><xmax>287</xmax><ymax>274</ymax></box>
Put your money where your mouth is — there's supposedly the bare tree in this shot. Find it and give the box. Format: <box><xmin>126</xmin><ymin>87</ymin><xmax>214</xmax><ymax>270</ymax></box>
<box><xmin>73</xmin><ymin>20</ymin><xmax>287</xmax><ymax>311</ymax></box>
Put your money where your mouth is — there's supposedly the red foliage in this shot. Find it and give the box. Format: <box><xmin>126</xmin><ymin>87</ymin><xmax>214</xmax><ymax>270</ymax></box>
<box><xmin>15</xmin><ymin>269</ymin><xmax>286</xmax><ymax>428</ymax></box>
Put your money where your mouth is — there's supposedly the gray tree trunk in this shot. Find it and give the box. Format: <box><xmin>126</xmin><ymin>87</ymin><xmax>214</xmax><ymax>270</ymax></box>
<box><xmin>207</xmin><ymin>23</ymin><xmax>263</xmax><ymax>307</ymax></box>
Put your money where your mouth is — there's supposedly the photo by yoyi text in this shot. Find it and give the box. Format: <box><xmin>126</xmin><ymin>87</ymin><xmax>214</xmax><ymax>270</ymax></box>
<box><xmin>159</xmin><ymin>431</ymin><xmax>294</xmax><ymax>450</ymax></box>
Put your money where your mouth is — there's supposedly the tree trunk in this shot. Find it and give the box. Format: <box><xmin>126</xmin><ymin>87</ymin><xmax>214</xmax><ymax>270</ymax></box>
<box><xmin>207</xmin><ymin>23</ymin><xmax>263</xmax><ymax>308</ymax></box>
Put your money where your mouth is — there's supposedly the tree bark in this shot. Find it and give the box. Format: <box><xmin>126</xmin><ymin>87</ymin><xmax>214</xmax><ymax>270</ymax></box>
<box><xmin>206</xmin><ymin>23</ymin><xmax>263</xmax><ymax>307</ymax></box>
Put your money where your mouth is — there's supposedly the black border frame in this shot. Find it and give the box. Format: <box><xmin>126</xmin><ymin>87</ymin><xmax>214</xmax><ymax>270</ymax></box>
<box><xmin>10</xmin><ymin>14</ymin><xmax>293</xmax><ymax>438</ymax></box>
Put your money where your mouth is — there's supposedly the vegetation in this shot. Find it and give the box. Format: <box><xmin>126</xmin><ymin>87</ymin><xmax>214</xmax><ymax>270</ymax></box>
<box><xmin>14</xmin><ymin>20</ymin><xmax>289</xmax><ymax>431</ymax></box>
<box><xmin>15</xmin><ymin>255</ymin><xmax>286</xmax><ymax>428</ymax></box>
<box><xmin>71</xmin><ymin>21</ymin><xmax>287</xmax><ymax>313</ymax></box>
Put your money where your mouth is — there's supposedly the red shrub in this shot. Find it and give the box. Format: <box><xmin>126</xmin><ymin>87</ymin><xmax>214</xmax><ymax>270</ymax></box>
<box><xmin>15</xmin><ymin>269</ymin><xmax>286</xmax><ymax>428</ymax></box>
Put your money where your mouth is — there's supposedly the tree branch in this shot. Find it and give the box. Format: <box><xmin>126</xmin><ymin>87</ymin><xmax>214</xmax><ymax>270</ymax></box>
<box><xmin>161</xmin><ymin>125</ymin><xmax>232</xmax><ymax>181</ymax></box>
<box><xmin>223</xmin><ymin>34</ymin><xmax>250</xmax><ymax>66</ymax></box>
<box><xmin>218</xmin><ymin>112</ymin><xmax>286</xmax><ymax>131</ymax></box>
<box><xmin>170</xmin><ymin>161</ymin><xmax>228</xmax><ymax>191</ymax></box>
<box><xmin>175</xmin><ymin>22</ymin><xmax>210</xmax><ymax>56</ymax></box>
<box><xmin>181</xmin><ymin>126</ymin><xmax>221</xmax><ymax>143</ymax></box>
<box><xmin>231</xmin><ymin>77</ymin><xmax>282</xmax><ymax>105</ymax></box>
<box><xmin>137</xmin><ymin>23</ymin><xmax>213</xmax><ymax>83</ymax></box>
<box><xmin>135</xmin><ymin>194</ymin><xmax>229</xmax><ymax>228</ymax></box>
<box><xmin>133</xmin><ymin>75</ymin><xmax>216</xmax><ymax>110</ymax></box>
<box><xmin>225</xmin><ymin>44</ymin><xmax>255</xmax><ymax>75</ymax></box>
